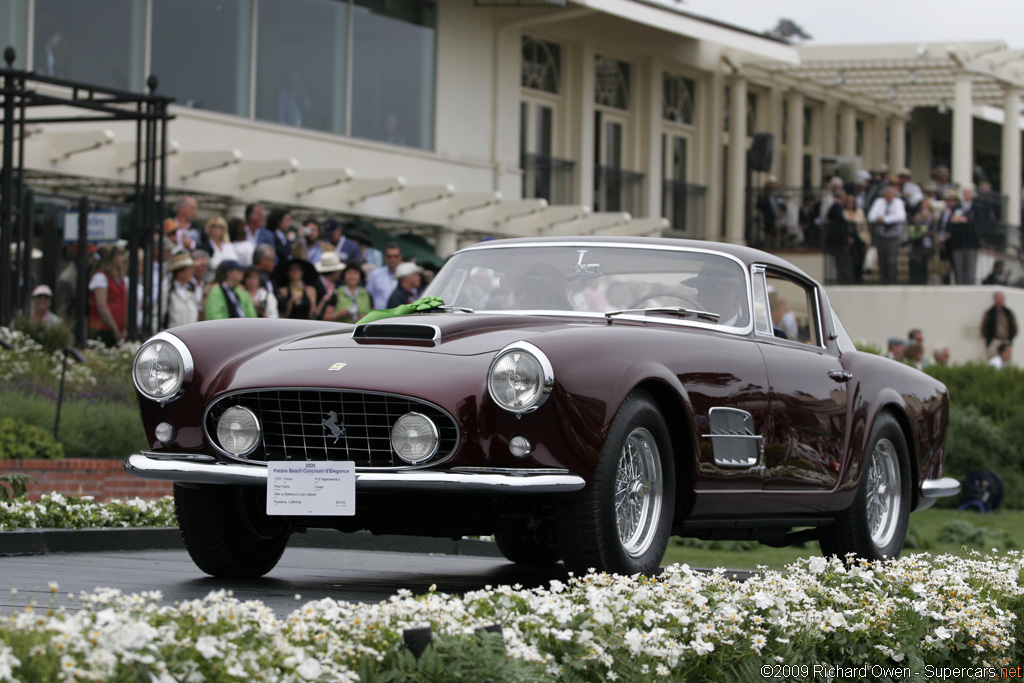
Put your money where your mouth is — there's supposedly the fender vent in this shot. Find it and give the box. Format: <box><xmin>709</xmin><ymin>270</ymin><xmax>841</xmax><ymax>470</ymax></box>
<box><xmin>703</xmin><ymin>407</ymin><xmax>762</xmax><ymax>467</ymax></box>
<box><xmin>352</xmin><ymin>323</ymin><xmax>440</xmax><ymax>341</ymax></box>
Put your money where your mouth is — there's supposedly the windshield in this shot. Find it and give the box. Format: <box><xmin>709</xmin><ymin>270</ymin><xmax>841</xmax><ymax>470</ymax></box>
<box><xmin>424</xmin><ymin>244</ymin><xmax>751</xmax><ymax>329</ymax></box>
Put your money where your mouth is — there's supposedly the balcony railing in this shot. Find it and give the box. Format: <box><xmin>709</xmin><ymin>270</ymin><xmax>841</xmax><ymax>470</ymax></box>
<box><xmin>521</xmin><ymin>153</ymin><xmax>576</xmax><ymax>205</ymax></box>
<box><xmin>662</xmin><ymin>180</ymin><xmax>708</xmax><ymax>239</ymax></box>
<box><xmin>744</xmin><ymin>185</ymin><xmax>1022</xmax><ymax>286</ymax></box>
<box><xmin>594</xmin><ymin>166</ymin><xmax>644</xmax><ymax>216</ymax></box>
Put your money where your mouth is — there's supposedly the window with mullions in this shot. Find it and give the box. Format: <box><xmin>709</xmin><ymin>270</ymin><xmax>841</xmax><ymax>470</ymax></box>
<box><xmin>662</xmin><ymin>73</ymin><xmax>696</xmax><ymax>125</ymax></box>
<box><xmin>152</xmin><ymin>0</ymin><xmax>251</xmax><ymax>116</ymax></box>
<box><xmin>351</xmin><ymin>0</ymin><xmax>436</xmax><ymax>150</ymax></box>
<box><xmin>34</xmin><ymin>0</ymin><xmax>144</xmax><ymax>90</ymax></box>
<box><xmin>522</xmin><ymin>36</ymin><xmax>561</xmax><ymax>94</ymax></box>
<box><xmin>595</xmin><ymin>56</ymin><xmax>630</xmax><ymax>110</ymax></box>
<box><xmin>255</xmin><ymin>0</ymin><xmax>346</xmax><ymax>133</ymax></box>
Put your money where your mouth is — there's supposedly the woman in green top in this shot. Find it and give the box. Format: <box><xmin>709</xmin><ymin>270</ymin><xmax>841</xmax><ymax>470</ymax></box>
<box><xmin>323</xmin><ymin>261</ymin><xmax>372</xmax><ymax>323</ymax></box>
<box><xmin>205</xmin><ymin>260</ymin><xmax>258</xmax><ymax>320</ymax></box>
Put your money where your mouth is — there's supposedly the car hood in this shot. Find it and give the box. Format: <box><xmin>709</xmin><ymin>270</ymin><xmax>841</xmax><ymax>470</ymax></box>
<box><xmin>278</xmin><ymin>312</ymin><xmax>601</xmax><ymax>356</ymax></box>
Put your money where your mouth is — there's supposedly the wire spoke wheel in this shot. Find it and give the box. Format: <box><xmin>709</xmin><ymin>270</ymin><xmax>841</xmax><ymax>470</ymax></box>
<box><xmin>865</xmin><ymin>438</ymin><xmax>901</xmax><ymax>549</ymax></box>
<box><xmin>614</xmin><ymin>427</ymin><xmax>663</xmax><ymax>558</ymax></box>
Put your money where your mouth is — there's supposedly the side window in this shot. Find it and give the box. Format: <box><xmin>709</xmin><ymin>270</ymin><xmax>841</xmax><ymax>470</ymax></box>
<box><xmin>765</xmin><ymin>272</ymin><xmax>820</xmax><ymax>346</ymax></box>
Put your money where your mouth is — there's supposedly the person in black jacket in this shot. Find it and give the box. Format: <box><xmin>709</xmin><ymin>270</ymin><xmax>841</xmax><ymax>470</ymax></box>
<box><xmin>980</xmin><ymin>291</ymin><xmax>1017</xmax><ymax>359</ymax></box>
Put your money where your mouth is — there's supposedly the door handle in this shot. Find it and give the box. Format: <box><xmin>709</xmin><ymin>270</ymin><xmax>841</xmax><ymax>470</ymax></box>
<box><xmin>828</xmin><ymin>369</ymin><xmax>853</xmax><ymax>382</ymax></box>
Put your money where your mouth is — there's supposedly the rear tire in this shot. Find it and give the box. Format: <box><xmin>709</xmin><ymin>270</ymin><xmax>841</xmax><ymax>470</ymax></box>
<box><xmin>174</xmin><ymin>483</ymin><xmax>291</xmax><ymax>578</ymax></box>
<box><xmin>819</xmin><ymin>412</ymin><xmax>911</xmax><ymax>561</ymax></box>
<box><xmin>555</xmin><ymin>391</ymin><xmax>675</xmax><ymax>576</ymax></box>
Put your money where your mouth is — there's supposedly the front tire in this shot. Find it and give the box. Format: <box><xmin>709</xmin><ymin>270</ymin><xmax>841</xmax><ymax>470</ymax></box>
<box><xmin>494</xmin><ymin>520</ymin><xmax>561</xmax><ymax>566</ymax></box>
<box><xmin>556</xmin><ymin>391</ymin><xmax>675</xmax><ymax>575</ymax></box>
<box><xmin>174</xmin><ymin>483</ymin><xmax>291</xmax><ymax>578</ymax></box>
<box><xmin>819</xmin><ymin>412</ymin><xmax>911</xmax><ymax>561</ymax></box>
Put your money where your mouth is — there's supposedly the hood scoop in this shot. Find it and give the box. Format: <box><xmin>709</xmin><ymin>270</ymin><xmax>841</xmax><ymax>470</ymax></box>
<box><xmin>353</xmin><ymin>322</ymin><xmax>440</xmax><ymax>344</ymax></box>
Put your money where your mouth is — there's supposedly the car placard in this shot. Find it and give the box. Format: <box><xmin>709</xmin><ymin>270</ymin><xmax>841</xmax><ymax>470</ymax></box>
<box><xmin>267</xmin><ymin>461</ymin><xmax>355</xmax><ymax>516</ymax></box>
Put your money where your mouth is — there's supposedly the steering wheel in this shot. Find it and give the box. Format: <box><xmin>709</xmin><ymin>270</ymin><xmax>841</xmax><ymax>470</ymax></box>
<box><xmin>628</xmin><ymin>291</ymin><xmax>703</xmax><ymax>310</ymax></box>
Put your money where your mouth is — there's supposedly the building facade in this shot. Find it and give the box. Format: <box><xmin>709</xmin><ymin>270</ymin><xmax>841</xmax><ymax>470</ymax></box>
<box><xmin>2</xmin><ymin>0</ymin><xmax>1023</xmax><ymax>260</ymax></box>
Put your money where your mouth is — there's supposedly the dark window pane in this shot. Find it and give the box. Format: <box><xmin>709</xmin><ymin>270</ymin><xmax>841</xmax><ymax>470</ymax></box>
<box><xmin>352</xmin><ymin>0</ymin><xmax>436</xmax><ymax>149</ymax></box>
<box><xmin>256</xmin><ymin>0</ymin><xmax>347</xmax><ymax>133</ymax></box>
<box><xmin>521</xmin><ymin>36</ymin><xmax>560</xmax><ymax>94</ymax></box>
<box><xmin>34</xmin><ymin>0</ymin><xmax>144</xmax><ymax>90</ymax></box>
<box><xmin>152</xmin><ymin>0</ymin><xmax>251</xmax><ymax>115</ymax></box>
<box><xmin>1</xmin><ymin>0</ymin><xmax>28</xmax><ymax>69</ymax></box>
<box><xmin>595</xmin><ymin>56</ymin><xmax>629</xmax><ymax>110</ymax></box>
<box><xmin>662</xmin><ymin>73</ymin><xmax>695</xmax><ymax>125</ymax></box>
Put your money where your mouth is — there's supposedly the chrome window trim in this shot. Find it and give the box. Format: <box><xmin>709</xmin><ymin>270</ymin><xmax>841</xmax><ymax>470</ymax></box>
<box><xmin>437</xmin><ymin>241</ymin><xmax>756</xmax><ymax>336</ymax></box>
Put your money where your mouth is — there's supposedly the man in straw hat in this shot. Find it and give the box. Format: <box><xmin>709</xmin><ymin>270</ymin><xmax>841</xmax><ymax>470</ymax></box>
<box><xmin>162</xmin><ymin>251</ymin><xmax>199</xmax><ymax>328</ymax></box>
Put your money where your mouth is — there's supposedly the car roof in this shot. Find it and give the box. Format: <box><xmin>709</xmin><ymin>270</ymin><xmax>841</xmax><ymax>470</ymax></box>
<box><xmin>458</xmin><ymin>236</ymin><xmax>816</xmax><ymax>283</ymax></box>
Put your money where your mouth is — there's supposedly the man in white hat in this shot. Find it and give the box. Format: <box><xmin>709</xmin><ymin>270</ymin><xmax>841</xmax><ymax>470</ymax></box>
<box><xmin>386</xmin><ymin>261</ymin><xmax>423</xmax><ymax>308</ymax></box>
<box><xmin>161</xmin><ymin>251</ymin><xmax>199</xmax><ymax>328</ymax></box>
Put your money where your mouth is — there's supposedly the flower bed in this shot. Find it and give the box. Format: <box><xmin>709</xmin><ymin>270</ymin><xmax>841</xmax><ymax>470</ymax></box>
<box><xmin>0</xmin><ymin>493</ymin><xmax>176</xmax><ymax>531</ymax></box>
<box><xmin>1</xmin><ymin>552</ymin><xmax>1022</xmax><ymax>682</ymax></box>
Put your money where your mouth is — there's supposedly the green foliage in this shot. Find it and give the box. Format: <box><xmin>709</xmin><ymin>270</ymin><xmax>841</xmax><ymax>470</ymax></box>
<box><xmin>922</xmin><ymin>363</ymin><xmax>1024</xmax><ymax>510</ymax></box>
<box><xmin>366</xmin><ymin>631</ymin><xmax>550</xmax><ymax>682</ymax></box>
<box><xmin>11</xmin><ymin>313</ymin><xmax>72</xmax><ymax>354</ymax></box>
<box><xmin>0</xmin><ymin>473</ymin><xmax>38</xmax><ymax>501</ymax></box>
<box><xmin>936</xmin><ymin>518</ymin><xmax>1018</xmax><ymax>550</ymax></box>
<box><xmin>0</xmin><ymin>391</ymin><xmax>146</xmax><ymax>459</ymax></box>
<box><xmin>0</xmin><ymin>417</ymin><xmax>64</xmax><ymax>460</ymax></box>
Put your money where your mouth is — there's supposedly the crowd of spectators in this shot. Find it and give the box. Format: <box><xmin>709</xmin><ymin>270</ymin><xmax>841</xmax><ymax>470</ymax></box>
<box><xmin>757</xmin><ymin>164</ymin><xmax>1002</xmax><ymax>286</ymax></box>
<box><xmin>32</xmin><ymin>196</ymin><xmax>431</xmax><ymax>346</ymax></box>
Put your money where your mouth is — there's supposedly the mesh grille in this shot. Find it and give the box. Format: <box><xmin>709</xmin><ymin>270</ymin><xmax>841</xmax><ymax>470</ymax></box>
<box><xmin>206</xmin><ymin>390</ymin><xmax>458</xmax><ymax>467</ymax></box>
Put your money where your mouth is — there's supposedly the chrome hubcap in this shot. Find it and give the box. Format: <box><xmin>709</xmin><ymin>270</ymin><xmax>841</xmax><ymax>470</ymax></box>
<box><xmin>866</xmin><ymin>438</ymin><xmax>901</xmax><ymax>549</ymax></box>
<box><xmin>615</xmin><ymin>427</ymin><xmax>663</xmax><ymax>558</ymax></box>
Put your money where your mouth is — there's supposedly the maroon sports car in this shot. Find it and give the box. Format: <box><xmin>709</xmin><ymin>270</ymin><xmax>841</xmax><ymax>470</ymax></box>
<box><xmin>126</xmin><ymin>237</ymin><xmax>958</xmax><ymax>577</ymax></box>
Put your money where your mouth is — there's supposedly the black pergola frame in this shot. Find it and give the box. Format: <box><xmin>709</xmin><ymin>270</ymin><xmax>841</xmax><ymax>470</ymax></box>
<box><xmin>1</xmin><ymin>46</ymin><xmax>174</xmax><ymax>343</ymax></box>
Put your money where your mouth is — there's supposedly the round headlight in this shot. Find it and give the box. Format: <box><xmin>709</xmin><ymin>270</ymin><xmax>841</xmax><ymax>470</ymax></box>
<box><xmin>217</xmin><ymin>406</ymin><xmax>261</xmax><ymax>456</ymax></box>
<box><xmin>132</xmin><ymin>333</ymin><xmax>193</xmax><ymax>402</ymax></box>
<box><xmin>487</xmin><ymin>342</ymin><xmax>554</xmax><ymax>414</ymax></box>
<box><xmin>391</xmin><ymin>412</ymin><xmax>439</xmax><ymax>464</ymax></box>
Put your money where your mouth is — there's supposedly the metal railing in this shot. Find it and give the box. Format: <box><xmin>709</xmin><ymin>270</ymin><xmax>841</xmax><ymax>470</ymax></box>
<box><xmin>594</xmin><ymin>166</ymin><xmax>644</xmax><ymax>216</ymax></box>
<box><xmin>661</xmin><ymin>180</ymin><xmax>708</xmax><ymax>239</ymax></box>
<box><xmin>521</xmin><ymin>153</ymin><xmax>575</xmax><ymax>205</ymax></box>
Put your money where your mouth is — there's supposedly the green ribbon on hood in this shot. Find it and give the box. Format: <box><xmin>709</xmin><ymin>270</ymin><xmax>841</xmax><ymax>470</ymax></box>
<box><xmin>356</xmin><ymin>296</ymin><xmax>445</xmax><ymax>324</ymax></box>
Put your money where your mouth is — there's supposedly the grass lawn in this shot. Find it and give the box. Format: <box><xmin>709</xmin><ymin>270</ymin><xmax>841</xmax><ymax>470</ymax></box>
<box><xmin>662</xmin><ymin>506</ymin><xmax>1022</xmax><ymax>571</ymax></box>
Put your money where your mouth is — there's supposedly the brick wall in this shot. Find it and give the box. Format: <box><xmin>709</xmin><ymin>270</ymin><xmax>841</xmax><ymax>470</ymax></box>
<box><xmin>0</xmin><ymin>459</ymin><xmax>172</xmax><ymax>502</ymax></box>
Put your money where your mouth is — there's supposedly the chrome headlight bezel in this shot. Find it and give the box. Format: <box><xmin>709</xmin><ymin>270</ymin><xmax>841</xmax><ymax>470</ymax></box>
<box><xmin>132</xmin><ymin>332</ymin><xmax>194</xmax><ymax>403</ymax></box>
<box><xmin>487</xmin><ymin>341</ymin><xmax>554</xmax><ymax>414</ymax></box>
<box><xmin>216</xmin><ymin>405</ymin><xmax>262</xmax><ymax>457</ymax></box>
<box><xmin>391</xmin><ymin>412</ymin><xmax>440</xmax><ymax>464</ymax></box>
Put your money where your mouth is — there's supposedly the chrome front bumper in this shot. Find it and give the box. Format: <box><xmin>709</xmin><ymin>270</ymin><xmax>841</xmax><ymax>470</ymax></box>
<box><xmin>123</xmin><ymin>453</ymin><xmax>586</xmax><ymax>494</ymax></box>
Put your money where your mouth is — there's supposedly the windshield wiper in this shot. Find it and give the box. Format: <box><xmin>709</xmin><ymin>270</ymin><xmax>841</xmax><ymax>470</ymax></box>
<box><xmin>436</xmin><ymin>305</ymin><xmax>475</xmax><ymax>314</ymax></box>
<box><xmin>605</xmin><ymin>306</ymin><xmax>720</xmax><ymax>322</ymax></box>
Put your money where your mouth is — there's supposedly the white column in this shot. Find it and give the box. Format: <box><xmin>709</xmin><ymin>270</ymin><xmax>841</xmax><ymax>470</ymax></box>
<box><xmin>867</xmin><ymin>114</ymin><xmax>885</xmax><ymax>172</ymax></box>
<box><xmin>1003</xmin><ymin>87</ymin><xmax>1022</xmax><ymax>228</ymax></box>
<box><xmin>576</xmin><ymin>41</ymin><xmax>596</xmax><ymax>209</ymax></box>
<box><xmin>822</xmin><ymin>100</ymin><xmax>838</xmax><ymax>157</ymax></box>
<box><xmin>889</xmin><ymin>116</ymin><xmax>906</xmax><ymax>173</ymax></box>
<box><xmin>645</xmin><ymin>59</ymin><xmax>663</xmax><ymax>221</ymax></box>
<box><xmin>952</xmin><ymin>72</ymin><xmax>974</xmax><ymax>188</ymax></box>
<box><xmin>704</xmin><ymin>70</ymin><xmax>725</xmax><ymax>241</ymax></box>
<box><xmin>768</xmin><ymin>87</ymin><xmax>784</xmax><ymax>178</ymax></box>
<box><xmin>435</xmin><ymin>228</ymin><xmax>458</xmax><ymax>258</ymax></box>
<box><xmin>839</xmin><ymin>104</ymin><xmax>857</xmax><ymax>159</ymax></box>
<box><xmin>725</xmin><ymin>75</ymin><xmax>748</xmax><ymax>245</ymax></box>
<box><xmin>785</xmin><ymin>90</ymin><xmax>804</xmax><ymax>188</ymax></box>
